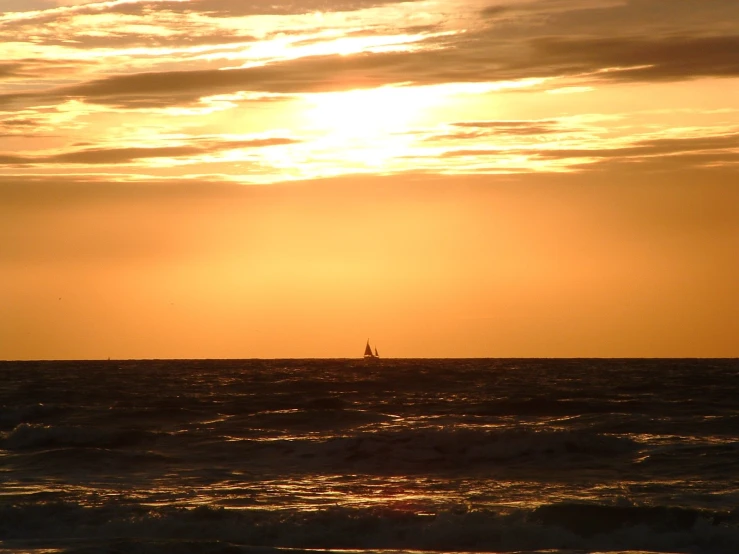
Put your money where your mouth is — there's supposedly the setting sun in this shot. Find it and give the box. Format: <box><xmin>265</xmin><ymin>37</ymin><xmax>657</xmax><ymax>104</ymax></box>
<box><xmin>306</xmin><ymin>85</ymin><xmax>442</xmax><ymax>138</ymax></box>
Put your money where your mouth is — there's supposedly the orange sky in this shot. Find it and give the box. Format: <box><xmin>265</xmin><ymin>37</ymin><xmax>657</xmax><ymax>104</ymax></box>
<box><xmin>1</xmin><ymin>0</ymin><xmax>738</xmax><ymax>359</ymax></box>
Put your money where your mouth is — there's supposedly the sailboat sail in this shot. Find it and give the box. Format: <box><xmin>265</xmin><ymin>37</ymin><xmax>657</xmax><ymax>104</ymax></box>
<box><xmin>364</xmin><ymin>340</ymin><xmax>380</xmax><ymax>359</ymax></box>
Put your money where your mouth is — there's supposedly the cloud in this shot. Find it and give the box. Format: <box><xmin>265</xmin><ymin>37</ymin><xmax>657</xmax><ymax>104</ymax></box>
<box><xmin>419</xmin><ymin>120</ymin><xmax>567</xmax><ymax>143</ymax></box>
<box><xmin>480</xmin><ymin>0</ymin><xmax>739</xmax><ymax>36</ymax></box>
<box><xmin>0</xmin><ymin>63</ymin><xmax>22</xmax><ymax>79</ymax></box>
<box><xmin>452</xmin><ymin>120</ymin><xmax>562</xmax><ymax>135</ymax></box>
<box><xmin>0</xmin><ymin>116</ymin><xmax>50</xmax><ymax>136</ymax></box>
<box><xmin>0</xmin><ymin>58</ymin><xmax>99</xmax><ymax>84</ymax></box>
<box><xmin>428</xmin><ymin>132</ymin><xmax>739</xmax><ymax>173</ymax></box>
<box><xmin>479</xmin><ymin>5</ymin><xmax>510</xmax><ymax>18</ymax></box>
<box><xmin>527</xmin><ymin>35</ymin><xmax>739</xmax><ymax>81</ymax></box>
<box><xmin>99</xmin><ymin>0</ymin><xmax>426</xmax><ymax>17</ymax></box>
<box><xmin>0</xmin><ymin>0</ymin><xmax>437</xmax><ymax>62</ymax></box>
<box><xmin>4</xmin><ymin>29</ymin><xmax>737</xmax><ymax>112</ymax></box>
<box><xmin>0</xmin><ymin>13</ymin><xmax>259</xmax><ymax>51</ymax></box>
<box><xmin>2</xmin><ymin>0</ymin><xmax>737</xmax><ymax>116</ymax></box>
<box><xmin>0</xmin><ymin>137</ymin><xmax>299</xmax><ymax>166</ymax></box>
<box><xmin>1</xmin><ymin>0</ymin><xmax>737</xmax><ymax>183</ymax></box>
<box><xmin>574</xmin><ymin>152</ymin><xmax>739</xmax><ymax>174</ymax></box>
<box><xmin>0</xmin><ymin>117</ymin><xmax>38</xmax><ymax>127</ymax></box>
<box><xmin>0</xmin><ymin>0</ymin><xmax>425</xmax><ymax>27</ymax></box>
<box><xmin>438</xmin><ymin>149</ymin><xmax>508</xmax><ymax>158</ymax></box>
<box><xmin>527</xmin><ymin>133</ymin><xmax>739</xmax><ymax>161</ymax></box>
<box><xmin>0</xmin><ymin>54</ymin><xmax>404</xmax><ymax>109</ymax></box>
<box><xmin>45</xmin><ymin>31</ymin><xmax>258</xmax><ymax>50</ymax></box>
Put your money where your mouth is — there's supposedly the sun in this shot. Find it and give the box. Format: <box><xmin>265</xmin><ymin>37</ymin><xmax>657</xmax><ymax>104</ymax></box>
<box><xmin>304</xmin><ymin>85</ymin><xmax>441</xmax><ymax>139</ymax></box>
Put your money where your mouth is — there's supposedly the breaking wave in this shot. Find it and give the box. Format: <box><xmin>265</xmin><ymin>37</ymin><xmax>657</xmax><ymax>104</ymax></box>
<box><xmin>1</xmin><ymin>422</ymin><xmax>162</xmax><ymax>450</ymax></box>
<box><xmin>251</xmin><ymin>427</ymin><xmax>640</xmax><ymax>472</ymax></box>
<box><xmin>1</xmin><ymin>502</ymin><xmax>738</xmax><ymax>554</ymax></box>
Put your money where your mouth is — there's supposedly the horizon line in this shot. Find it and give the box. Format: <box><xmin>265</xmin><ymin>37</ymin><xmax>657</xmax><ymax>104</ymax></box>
<box><xmin>1</xmin><ymin>356</ymin><xmax>737</xmax><ymax>363</ymax></box>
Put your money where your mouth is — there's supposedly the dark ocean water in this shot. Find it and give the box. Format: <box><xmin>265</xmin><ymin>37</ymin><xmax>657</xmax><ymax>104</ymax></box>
<box><xmin>1</xmin><ymin>358</ymin><xmax>738</xmax><ymax>554</ymax></box>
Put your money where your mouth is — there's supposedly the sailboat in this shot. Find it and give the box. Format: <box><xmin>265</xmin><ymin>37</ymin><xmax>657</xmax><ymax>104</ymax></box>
<box><xmin>364</xmin><ymin>339</ymin><xmax>379</xmax><ymax>359</ymax></box>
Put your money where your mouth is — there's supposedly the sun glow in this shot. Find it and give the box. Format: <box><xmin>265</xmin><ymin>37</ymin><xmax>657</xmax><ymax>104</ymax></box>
<box><xmin>306</xmin><ymin>86</ymin><xmax>443</xmax><ymax>138</ymax></box>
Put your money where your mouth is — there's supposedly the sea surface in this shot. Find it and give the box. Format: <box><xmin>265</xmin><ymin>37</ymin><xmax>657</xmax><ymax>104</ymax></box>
<box><xmin>1</xmin><ymin>358</ymin><xmax>738</xmax><ymax>554</ymax></box>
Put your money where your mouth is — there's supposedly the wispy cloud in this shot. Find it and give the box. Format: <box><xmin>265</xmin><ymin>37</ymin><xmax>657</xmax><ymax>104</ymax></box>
<box><xmin>5</xmin><ymin>32</ymin><xmax>738</xmax><ymax>112</ymax></box>
<box><xmin>0</xmin><ymin>136</ymin><xmax>299</xmax><ymax>166</ymax></box>
<box><xmin>0</xmin><ymin>0</ymin><xmax>737</xmax><ymax>181</ymax></box>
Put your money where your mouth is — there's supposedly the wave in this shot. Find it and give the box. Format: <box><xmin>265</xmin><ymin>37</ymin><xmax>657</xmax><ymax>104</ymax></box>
<box><xmin>234</xmin><ymin>407</ymin><xmax>394</xmax><ymax>432</ymax></box>
<box><xmin>8</xmin><ymin>446</ymin><xmax>173</xmax><ymax>475</ymax></box>
<box><xmin>0</xmin><ymin>402</ymin><xmax>65</xmax><ymax>430</ymax></box>
<box><xmin>1</xmin><ymin>423</ymin><xmax>638</xmax><ymax>472</ymax></box>
<box><xmin>533</xmin><ymin>501</ymin><xmax>739</xmax><ymax>533</ymax></box>
<box><xmin>1</xmin><ymin>501</ymin><xmax>737</xmax><ymax>554</ymax></box>
<box><xmin>1</xmin><ymin>422</ymin><xmax>163</xmax><ymax>450</ymax></box>
<box><xmin>468</xmin><ymin>397</ymin><xmax>655</xmax><ymax>417</ymax></box>
<box><xmin>216</xmin><ymin>427</ymin><xmax>641</xmax><ymax>474</ymax></box>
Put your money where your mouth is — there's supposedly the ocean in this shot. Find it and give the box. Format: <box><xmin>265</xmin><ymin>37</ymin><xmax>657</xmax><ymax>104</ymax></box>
<box><xmin>1</xmin><ymin>358</ymin><xmax>738</xmax><ymax>554</ymax></box>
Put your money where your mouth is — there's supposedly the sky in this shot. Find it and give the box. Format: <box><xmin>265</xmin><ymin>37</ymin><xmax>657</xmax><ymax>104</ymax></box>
<box><xmin>1</xmin><ymin>0</ymin><xmax>738</xmax><ymax>359</ymax></box>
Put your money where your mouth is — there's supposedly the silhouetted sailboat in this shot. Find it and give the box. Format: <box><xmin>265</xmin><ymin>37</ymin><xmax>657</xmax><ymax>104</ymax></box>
<box><xmin>364</xmin><ymin>339</ymin><xmax>379</xmax><ymax>359</ymax></box>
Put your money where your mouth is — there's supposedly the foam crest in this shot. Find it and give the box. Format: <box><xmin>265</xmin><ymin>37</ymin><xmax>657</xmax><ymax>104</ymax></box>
<box><xmin>244</xmin><ymin>427</ymin><xmax>640</xmax><ymax>472</ymax></box>
<box><xmin>1</xmin><ymin>423</ymin><xmax>158</xmax><ymax>450</ymax></box>
<box><xmin>1</xmin><ymin>502</ymin><xmax>737</xmax><ymax>554</ymax></box>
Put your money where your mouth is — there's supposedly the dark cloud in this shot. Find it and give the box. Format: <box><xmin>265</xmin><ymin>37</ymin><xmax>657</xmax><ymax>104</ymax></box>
<box><xmin>480</xmin><ymin>0</ymin><xmax>739</xmax><ymax>36</ymax></box>
<box><xmin>574</xmin><ymin>152</ymin><xmax>739</xmax><ymax>174</ymax></box>
<box><xmin>0</xmin><ymin>11</ymin><xmax>256</xmax><ymax>51</ymax></box>
<box><xmin>421</xmin><ymin>120</ymin><xmax>564</xmax><ymax>142</ymax></box>
<box><xmin>419</xmin><ymin>33</ymin><xmax>739</xmax><ymax>83</ymax></box>
<box><xmin>0</xmin><ymin>137</ymin><xmax>299</xmax><ymax>166</ymax></box>
<box><xmin>439</xmin><ymin>149</ymin><xmax>506</xmax><ymax>158</ymax></box>
<box><xmin>4</xmin><ymin>28</ymin><xmax>737</xmax><ymax>111</ymax></box>
<box><xmin>432</xmin><ymin>132</ymin><xmax>739</xmax><ymax>172</ymax></box>
<box><xmin>0</xmin><ymin>58</ymin><xmax>98</xmax><ymax>83</ymax></box>
<box><xmin>480</xmin><ymin>5</ymin><xmax>510</xmax><ymax>18</ymax></box>
<box><xmin>528</xmin><ymin>35</ymin><xmax>739</xmax><ymax>81</ymax></box>
<box><xmin>1</xmin><ymin>1</ymin><xmax>432</xmax><ymax>51</ymax></box>
<box><xmin>50</xmin><ymin>145</ymin><xmax>205</xmax><ymax>164</ymax></box>
<box><xmin>1</xmin><ymin>0</ymin><xmax>423</xmax><ymax>24</ymax></box>
<box><xmin>452</xmin><ymin>120</ymin><xmax>562</xmax><ymax>135</ymax></box>
<box><xmin>0</xmin><ymin>92</ymin><xmax>37</xmax><ymax>108</ymax></box>
<box><xmin>452</xmin><ymin>120</ymin><xmax>556</xmax><ymax>128</ymax></box>
<box><xmin>0</xmin><ymin>54</ymin><xmax>401</xmax><ymax>109</ymax></box>
<box><xmin>638</xmin><ymin>134</ymin><xmax>739</xmax><ymax>153</ymax></box>
<box><xmin>46</xmin><ymin>33</ymin><xmax>257</xmax><ymax>50</ymax></box>
<box><xmin>0</xmin><ymin>154</ymin><xmax>27</xmax><ymax>164</ymax></box>
<box><xmin>551</xmin><ymin>0</ymin><xmax>739</xmax><ymax>36</ymax></box>
<box><xmin>527</xmin><ymin>133</ymin><xmax>739</xmax><ymax>161</ymax></box>
<box><xmin>1</xmin><ymin>0</ymin><xmax>738</xmax><ymax>114</ymax></box>
<box><xmin>100</xmin><ymin>0</ymin><xmax>424</xmax><ymax>17</ymax></box>
<box><xmin>0</xmin><ymin>63</ymin><xmax>22</xmax><ymax>79</ymax></box>
<box><xmin>0</xmin><ymin>117</ymin><xmax>38</xmax><ymax>127</ymax></box>
<box><xmin>65</xmin><ymin>55</ymin><xmax>376</xmax><ymax>95</ymax></box>
<box><xmin>422</xmin><ymin>130</ymin><xmax>488</xmax><ymax>141</ymax></box>
<box><xmin>0</xmin><ymin>116</ymin><xmax>49</xmax><ymax>136</ymax></box>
